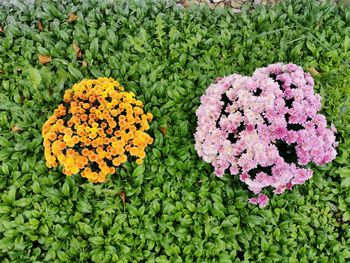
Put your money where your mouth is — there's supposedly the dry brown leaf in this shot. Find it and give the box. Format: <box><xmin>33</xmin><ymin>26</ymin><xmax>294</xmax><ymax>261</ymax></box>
<box><xmin>38</xmin><ymin>54</ymin><xmax>52</xmax><ymax>64</ymax></box>
<box><xmin>0</xmin><ymin>25</ymin><xmax>3</xmax><ymax>33</ymax></box>
<box><xmin>308</xmin><ymin>67</ymin><xmax>320</xmax><ymax>76</ymax></box>
<box><xmin>120</xmin><ymin>191</ymin><xmax>126</xmax><ymax>207</ymax></box>
<box><xmin>68</xmin><ymin>13</ymin><xmax>78</xmax><ymax>22</ymax></box>
<box><xmin>37</xmin><ymin>20</ymin><xmax>43</xmax><ymax>32</ymax></box>
<box><xmin>81</xmin><ymin>61</ymin><xmax>88</xmax><ymax>67</ymax></box>
<box><xmin>73</xmin><ymin>42</ymin><xmax>82</xmax><ymax>59</ymax></box>
<box><xmin>183</xmin><ymin>0</ymin><xmax>190</xmax><ymax>7</ymax></box>
<box><xmin>159</xmin><ymin>126</ymin><xmax>167</xmax><ymax>136</ymax></box>
<box><xmin>12</xmin><ymin>125</ymin><xmax>23</xmax><ymax>133</ymax></box>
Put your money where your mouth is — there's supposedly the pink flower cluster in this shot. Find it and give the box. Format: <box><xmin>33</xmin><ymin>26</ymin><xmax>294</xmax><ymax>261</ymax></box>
<box><xmin>194</xmin><ymin>63</ymin><xmax>338</xmax><ymax>207</ymax></box>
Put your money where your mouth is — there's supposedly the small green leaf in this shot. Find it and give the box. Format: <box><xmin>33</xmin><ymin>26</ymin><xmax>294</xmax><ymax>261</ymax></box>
<box><xmin>78</xmin><ymin>222</ymin><xmax>93</xmax><ymax>235</ymax></box>
<box><xmin>1</xmin><ymin>163</ymin><xmax>9</xmax><ymax>175</ymax></box>
<box><xmin>77</xmin><ymin>200</ymin><xmax>92</xmax><ymax>213</ymax></box>
<box><xmin>89</xmin><ymin>236</ymin><xmax>104</xmax><ymax>246</ymax></box>
<box><xmin>57</xmin><ymin>251</ymin><xmax>69</xmax><ymax>261</ymax></box>
<box><xmin>32</xmin><ymin>181</ymin><xmax>41</xmax><ymax>194</ymax></box>
<box><xmin>344</xmin><ymin>35</ymin><xmax>350</xmax><ymax>51</ymax></box>
<box><xmin>62</xmin><ymin>182</ymin><xmax>70</xmax><ymax>197</ymax></box>
<box><xmin>243</xmin><ymin>215</ymin><xmax>266</xmax><ymax>226</ymax></box>
<box><xmin>341</xmin><ymin>176</ymin><xmax>350</xmax><ymax>188</ymax></box>
<box><xmin>14</xmin><ymin>198</ymin><xmax>32</xmax><ymax>207</ymax></box>
<box><xmin>90</xmin><ymin>38</ymin><xmax>99</xmax><ymax>56</ymax></box>
<box><xmin>27</xmin><ymin>68</ymin><xmax>42</xmax><ymax>89</ymax></box>
<box><xmin>68</xmin><ymin>64</ymin><xmax>83</xmax><ymax>80</ymax></box>
<box><xmin>132</xmin><ymin>164</ymin><xmax>145</xmax><ymax>177</ymax></box>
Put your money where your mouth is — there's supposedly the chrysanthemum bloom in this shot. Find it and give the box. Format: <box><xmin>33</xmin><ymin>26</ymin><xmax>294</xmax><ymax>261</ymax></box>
<box><xmin>195</xmin><ymin>63</ymin><xmax>338</xmax><ymax>207</ymax></box>
<box><xmin>42</xmin><ymin>77</ymin><xmax>153</xmax><ymax>183</ymax></box>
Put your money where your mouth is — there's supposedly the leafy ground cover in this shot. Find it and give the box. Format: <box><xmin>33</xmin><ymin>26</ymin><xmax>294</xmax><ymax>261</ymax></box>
<box><xmin>0</xmin><ymin>0</ymin><xmax>350</xmax><ymax>262</ymax></box>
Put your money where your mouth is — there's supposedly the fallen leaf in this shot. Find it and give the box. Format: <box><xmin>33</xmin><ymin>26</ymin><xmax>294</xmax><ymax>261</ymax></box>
<box><xmin>68</xmin><ymin>13</ymin><xmax>78</xmax><ymax>22</ymax></box>
<box><xmin>38</xmin><ymin>54</ymin><xmax>52</xmax><ymax>64</ymax></box>
<box><xmin>183</xmin><ymin>0</ymin><xmax>190</xmax><ymax>7</ymax></box>
<box><xmin>120</xmin><ymin>191</ymin><xmax>126</xmax><ymax>208</ymax></box>
<box><xmin>308</xmin><ymin>67</ymin><xmax>320</xmax><ymax>76</ymax></box>
<box><xmin>37</xmin><ymin>20</ymin><xmax>43</xmax><ymax>31</ymax></box>
<box><xmin>73</xmin><ymin>42</ymin><xmax>82</xmax><ymax>59</ymax></box>
<box><xmin>0</xmin><ymin>25</ymin><xmax>3</xmax><ymax>33</ymax></box>
<box><xmin>80</xmin><ymin>61</ymin><xmax>88</xmax><ymax>67</ymax></box>
<box><xmin>159</xmin><ymin>126</ymin><xmax>167</xmax><ymax>136</ymax></box>
<box><xmin>12</xmin><ymin>125</ymin><xmax>23</xmax><ymax>133</ymax></box>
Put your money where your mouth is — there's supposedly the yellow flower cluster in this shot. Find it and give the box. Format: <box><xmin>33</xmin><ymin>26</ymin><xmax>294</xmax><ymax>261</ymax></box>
<box><xmin>42</xmin><ymin>77</ymin><xmax>153</xmax><ymax>183</ymax></box>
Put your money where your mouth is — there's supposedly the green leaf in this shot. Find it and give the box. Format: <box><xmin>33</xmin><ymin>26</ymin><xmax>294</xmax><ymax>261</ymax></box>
<box><xmin>77</xmin><ymin>200</ymin><xmax>92</xmax><ymax>213</ymax></box>
<box><xmin>7</xmin><ymin>186</ymin><xmax>16</xmax><ymax>203</ymax></box>
<box><xmin>243</xmin><ymin>215</ymin><xmax>266</xmax><ymax>226</ymax></box>
<box><xmin>32</xmin><ymin>181</ymin><xmax>41</xmax><ymax>194</ymax></box>
<box><xmin>68</xmin><ymin>64</ymin><xmax>83</xmax><ymax>80</ymax></box>
<box><xmin>1</xmin><ymin>163</ymin><xmax>9</xmax><ymax>175</ymax></box>
<box><xmin>27</xmin><ymin>68</ymin><xmax>42</xmax><ymax>89</ymax></box>
<box><xmin>344</xmin><ymin>35</ymin><xmax>350</xmax><ymax>51</ymax></box>
<box><xmin>14</xmin><ymin>198</ymin><xmax>32</xmax><ymax>207</ymax></box>
<box><xmin>336</xmin><ymin>168</ymin><xmax>350</xmax><ymax>177</ymax></box>
<box><xmin>90</xmin><ymin>38</ymin><xmax>99</xmax><ymax>56</ymax></box>
<box><xmin>78</xmin><ymin>222</ymin><xmax>93</xmax><ymax>235</ymax></box>
<box><xmin>306</xmin><ymin>40</ymin><xmax>316</xmax><ymax>54</ymax></box>
<box><xmin>0</xmin><ymin>237</ymin><xmax>13</xmax><ymax>250</ymax></box>
<box><xmin>89</xmin><ymin>236</ymin><xmax>104</xmax><ymax>246</ymax></box>
<box><xmin>132</xmin><ymin>164</ymin><xmax>145</xmax><ymax>177</ymax></box>
<box><xmin>341</xmin><ymin>176</ymin><xmax>350</xmax><ymax>188</ymax></box>
<box><xmin>57</xmin><ymin>251</ymin><xmax>69</xmax><ymax>261</ymax></box>
<box><xmin>62</xmin><ymin>182</ymin><xmax>70</xmax><ymax>197</ymax></box>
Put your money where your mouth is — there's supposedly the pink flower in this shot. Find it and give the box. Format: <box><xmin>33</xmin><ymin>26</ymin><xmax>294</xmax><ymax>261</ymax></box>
<box><xmin>194</xmin><ymin>63</ymin><xmax>338</xmax><ymax>208</ymax></box>
<box><xmin>249</xmin><ymin>194</ymin><xmax>269</xmax><ymax>207</ymax></box>
<box><xmin>330</xmin><ymin>123</ymin><xmax>337</xmax><ymax>133</ymax></box>
<box><xmin>257</xmin><ymin>194</ymin><xmax>269</xmax><ymax>207</ymax></box>
<box><xmin>274</xmin><ymin>126</ymin><xmax>288</xmax><ymax>139</ymax></box>
<box><xmin>248</xmin><ymin>197</ymin><xmax>258</xmax><ymax>205</ymax></box>
<box><xmin>246</xmin><ymin>124</ymin><xmax>254</xmax><ymax>132</ymax></box>
<box><xmin>240</xmin><ymin>172</ymin><xmax>249</xmax><ymax>182</ymax></box>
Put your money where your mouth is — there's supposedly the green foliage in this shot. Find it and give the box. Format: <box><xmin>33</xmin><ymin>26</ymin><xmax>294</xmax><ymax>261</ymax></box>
<box><xmin>0</xmin><ymin>0</ymin><xmax>350</xmax><ymax>262</ymax></box>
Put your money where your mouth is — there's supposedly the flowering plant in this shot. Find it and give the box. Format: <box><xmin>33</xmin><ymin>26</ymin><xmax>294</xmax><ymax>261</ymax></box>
<box><xmin>42</xmin><ymin>77</ymin><xmax>153</xmax><ymax>183</ymax></box>
<box><xmin>195</xmin><ymin>63</ymin><xmax>338</xmax><ymax>207</ymax></box>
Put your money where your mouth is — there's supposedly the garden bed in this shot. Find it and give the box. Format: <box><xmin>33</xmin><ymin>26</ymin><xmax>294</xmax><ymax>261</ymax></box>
<box><xmin>0</xmin><ymin>0</ymin><xmax>350</xmax><ymax>262</ymax></box>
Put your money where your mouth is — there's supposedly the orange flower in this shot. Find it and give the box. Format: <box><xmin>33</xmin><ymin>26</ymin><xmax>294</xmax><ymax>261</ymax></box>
<box><xmin>47</xmin><ymin>132</ymin><xmax>57</xmax><ymax>141</ymax></box>
<box><xmin>42</xmin><ymin>77</ymin><xmax>153</xmax><ymax>183</ymax></box>
<box><xmin>146</xmin><ymin>113</ymin><xmax>153</xmax><ymax>121</ymax></box>
<box><xmin>110</xmin><ymin>109</ymin><xmax>118</xmax><ymax>117</ymax></box>
<box><xmin>81</xmin><ymin>114</ymin><xmax>88</xmax><ymax>122</ymax></box>
<box><xmin>56</xmin><ymin>119</ymin><xmax>64</xmax><ymax>126</ymax></box>
<box><xmin>89</xmin><ymin>153</ymin><xmax>98</xmax><ymax>162</ymax></box>
<box><xmin>112</xmin><ymin>158</ymin><xmax>121</xmax><ymax>166</ymax></box>
<box><xmin>109</xmin><ymin>121</ymin><xmax>117</xmax><ymax>129</ymax></box>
